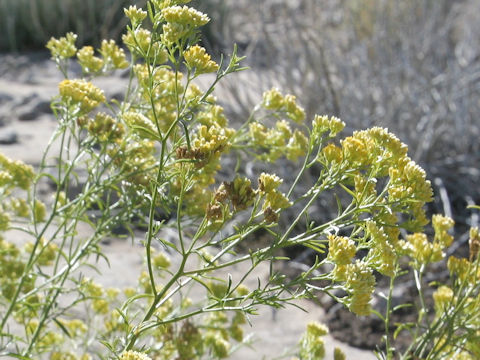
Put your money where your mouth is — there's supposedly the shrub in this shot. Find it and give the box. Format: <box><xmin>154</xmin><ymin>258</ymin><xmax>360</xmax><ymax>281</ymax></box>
<box><xmin>0</xmin><ymin>1</ymin><xmax>479</xmax><ymax>359</ymax></box>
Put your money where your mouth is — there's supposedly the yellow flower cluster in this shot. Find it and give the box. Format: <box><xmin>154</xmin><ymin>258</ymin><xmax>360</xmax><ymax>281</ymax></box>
<box><xmin>0</xmin><ymin>153</ymin><xmax>35</xmax><ymax>190</ymax></box>
<box><xmin>262</xmin><ymin>87</ymin><xmax>305</xmax><ymax>123</ymax></box>
<box><xmin>0</xmin><ymin>238</ymin><xmax>23</xmax><ymax>299</ymax></box>
<box><xmin>120</xmin><ymin>351</ymin><xmax>152</xmax><ymax>360</ymax></box>
<box><xmin>324</xmin><ymin>127</ymin><xmax>432</xmax><ymax>236</ymax></box>
<box><xmin>160</xmin><ymin>5</ymin><xmax>209</xmax><ymax>44</ymax></box>
<box><xmin>388</xmin><ymin>157</ymin><xmax>433</xmax><ymax>204</ymax></box>
<box><xmin>401</xmin><ymin>232</ymin><xmax>443</xmax><ymax>266</ymax></box>
<box><xmin>24</xmin><ymin>237</ymin><xmax>57</xmax><ymax>266</ymax></box>
<box><xmin>110</xmin><ymin>139</ymin><xmax>157</xmax><ymax>188</ymax></box>
<box><xmin>81</xmin><ymin>279</ymin><xmax>110</xmax><ymax>314</ymax></box>
<box><xmin>123</xmin><ymin>111</ymin><xmax>158</xmax><ymax>140</ymax></box>
<box><xmin>134</xmin><ymin>65</ymin><xmax>180</xmax><ymax>131</ymax></box>
<box><xmin>258</xmin><ymin>172</ymin><xmax>282</xmax><ymax>194</ymax></box>
<box><xmin>312</xmin><ymin>115</ymin><xmax>345</xmax><ymax>139</ymax></box>
<box><xmin>99</xmin><ymin>40</ymin><xmax>129</xmax><ymax>69</ymax></box>
<box><xmin>9</xmin><ymin>198</ymin><xmax>29</xmax><ymax>218</ymax></box>
<box><xmin>339</xmin><ymin>127</ymin><xmax>408</xmax><ymax>173</ymax></box>
<box><xmin>77</xmin><ymin>46</ymin><xmax>104</xmax><ymax>73</ymax></box>
<box><xmin>344</xmin><ymin>260</ymin><xmax>376</xmax><ymax>315</ymax></box>
<box><xmin>153</xmin><ymin>0</ymin><xmax>191</xmax><ymax>9</ymax></box>
<box><xmin>152</xmin><ymin>251</ymin><xmax>171</xmax><ymax>270</ymax></box>
<box><xmin>365</xmin><ymin>221</ymin><xmax>396</xmax><ymax>277</ymax></box>
<box><xmin>399</xmin><ymin>215</ymin><xmax>454</xmax><ymax>267</ymax></box>
<box><xmin>432</xmin><ymin>285</ymin><xmax>454</xmax><ymax>315</ymax></box>
<box><xmin>321</xmin><ymin>143</ymin><xmax>343</xmax><ymax>164</ymax></box>
<box><xmin>469</xmin><ymin>227</ymin><xmax>480</xmax><ymax>261</ymax></box>
<box><xmin>257</xmin><ymin>173</ymin><xmax>291</xmax><ymax>223</ymax></box>
<box><xmin>197</xmin><ymin>104</ymin><xmax>228</xmax><ymax>128</ymax></box>
<box><xmin>327</xmin><ymin>235</ymin><xmax>356</xmax><ymax>266</ymax></box>
<box><xmin>448</xmin><ymin>255</ymin><xmax>480</xmax><ymax>284</ymax></box>
<box><xmin>46</xmin><ymin>32</ymin><xmax>77</xmax><ymax>59</ymax></box>
<box><xmin>59</xmin><ymin>79</ymin><xmax>106</xmax><ymax>113</ymax></box>
<box><xmin>84</xmin><ymin>112</ymin><xmax>125</xmax><ymax>142</ymax></box>
<box><xmin>299</xmin><ymin>322</ymin><xmax>328</xmax><ymax>360</ymax></box>
<box><xmin>124</xmin><ymin>5</ymin><xmax>147</xmax><ymax>25</ymax></box>
<box><xmin>123</xmin><ymin>29</ymin><xmax>167</xmax><ymax>64</ymax></box>
<box><xmin>162</xmin><ymin>5</ymin><xmax>209</xmax><ymax>27</ymax></box>
<box><xmin>249</xmin><ymin>120</ymin><xmax>308</xmax><ymax>162</ymax></box>
<box><xmin>192</xmin><ymin>125</ymin><xmax>232</xmax><ymax>157</ymax></box>
<box><xmin>184</xmin><ymin>45</ymin><xmax>219</xmax><ymax>75</ymax></box>
<box><xmin>334</xmin><ymin>347</ymin><xmax>347</xmax><ymax>360</ymax></box>
<box><xmin>432</xmin><ymin>214</ymin><xmax>455</xmax><ymax>248</ymax></box>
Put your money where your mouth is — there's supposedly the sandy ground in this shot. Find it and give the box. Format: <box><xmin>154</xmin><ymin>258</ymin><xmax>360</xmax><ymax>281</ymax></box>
<box><xmin>0</xmin><ymin>53</ymin><xmax>376</xmax><ymax>359</ymax></box>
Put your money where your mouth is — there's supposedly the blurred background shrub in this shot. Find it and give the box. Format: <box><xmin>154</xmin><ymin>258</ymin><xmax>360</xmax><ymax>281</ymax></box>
<box><xmin>0</xmin><ymin>0</ymin><xmax>139</xmax><ymax>51</ymax></box>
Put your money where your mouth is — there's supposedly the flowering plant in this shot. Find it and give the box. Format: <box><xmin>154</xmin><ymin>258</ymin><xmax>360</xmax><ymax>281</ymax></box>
<box><xmin>0</xmin><ymin>1</ymin><xmax>479</xmax><ymax>359</ymax></box>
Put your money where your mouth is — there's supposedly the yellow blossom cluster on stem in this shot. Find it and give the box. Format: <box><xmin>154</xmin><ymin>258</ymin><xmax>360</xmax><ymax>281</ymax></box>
<box><xmin>184</xmin><ymin>45</ymin><xmax>219</xmax><ymax>75</ymax></box>
<box><xmin>123</xmin><ymin>29</ymin><xmax>167</xmax><ymax>64</ymax></box>
<box><xmin>124</xmin><ymin>5</ymin><xmax>147</xmax><ymax>26</ymax></box>
<box><xmin>262</xmin><ymin>87</ymin><xmax>306</xmax><ymax>123</ymax></box>
<box><xmin>58</xmin><ymin>79</ymin><xmax>105</xmax><ymax>113</ymax></box>
<box><xmin>312</xmin><ymin>114</ymin><xmax>345</xmax><ymax>140</ymax></box>
<box><xmin>399</xmin><ymin>215</ymin><xmax>454</xmax><ymax>267</ymax></box>
<box><xmin>46</xmin><ymin>32</ymin><xmax>77</xmax><ymax>59</ymax></box>
<box><xmin>298</xmin><ymin>322</ymin><xmax>328</xmax><ymax>360</ymax></box>
<box><xmin>249</xmin><ymin>119</ymin><xmax>308</xmax><ymax>162</ymax></box>
<box><xmin>344</xmin><ymin>260</ymin><xmax>376</xmax><ymax>315</ymax></box>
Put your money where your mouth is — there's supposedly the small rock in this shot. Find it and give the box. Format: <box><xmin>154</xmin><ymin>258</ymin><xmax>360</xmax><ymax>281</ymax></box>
<box><xmin>18</xmin><ymin>98</ymin><xmax>52</xmax><ymax>121</ymax></box>
<box><xmin>0</xmin><ymin>92</ymin><xmax>14</xmax><ymax>105</ymax></box>
<box><xmin>0</xmin><ymin>128</ymin><xmax>18</xmax><ymax>144</ymax></box>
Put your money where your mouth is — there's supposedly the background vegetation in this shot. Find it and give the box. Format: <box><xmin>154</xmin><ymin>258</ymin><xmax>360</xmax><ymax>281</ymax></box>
<box><xmin>1</xmin><ymin>0</ymin><xmax>479</xmax><ymax>351</ymax></box>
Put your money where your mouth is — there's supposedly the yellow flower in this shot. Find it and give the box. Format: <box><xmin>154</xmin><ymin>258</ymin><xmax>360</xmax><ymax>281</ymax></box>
<box><xmin>162</xmin><ymin>5</ymin><xmax>209</xmax><ymax>27</ymax></box>
<box><xmin>120</xmin><ymin>351</ymin><xmax>152</xmax><ymax>360</ymax></box>
<box><xmin>447</xmin><ymin>256</ymin><xmax>472</xmax><ymax>282</ymax></box>
<box><xmin>184</xmin><ymin>45</ymin><xmax>219</xmax><ymax>74</ymax></box>
<box><xmin>122</xmin><ymin>29</ymin><xmax>151</xmax><ymax>56</ymax></box>
<box><xmin>100</xmin><ymin>39</ymin><xmax>129</xmax><ymax>69</ymax></box>
<box><xmin>341</xmin><ymin>136</ymin><xmax>368</xmax><ymax>165</ymax></box>
<box><xmin>59</xmin><ymin>79</ymin><xmax>105</xmax><ymax>113</ymax></box>
<box><xmin>327</xmin><ymin>235</ymin><xmax>356</xmax><ymax>266</ymax></box>
<box><xmin>124</xmin><ymin>5</ymin><xmax>147</xmax><ymax>25</ymax></box>
<box><xmin>402</xmin><ymin>232</ymin><xmax>444</xmax><ymax>265</ymax></box>
<box><xmin>299</xmin><ymin>322</ymin><xmax>328</xmax><ymax>360</ymax></box>
<box><xmin>34</xmin><ymin>200</ymin><xmax>46</xmax><ymax>223</ymax></box>
<box><xmin>88</xmin><ymin>112</ymin><xmax>125</xmax><ymax>142</ymax></box>
<box><xmin>264</xmin><ymin>190</ymin><xmax>291</xmax><ymax>211</ymax></box>
<box><xmin>262</xmin><ymin>87</ymin><xmax>285</xmax><ymax>110</ymax></box>
<box><xmin>345</xmin><ymin>260</ymin><xmax>375</xmax><ymax>315</ymax></box>
<box><xmin>46</xmin><ymin>32</ymin><xmax>77</xmax><ymax>59</ymax></box>
<box><xmin>286</xmin><ymin>129</ymin><xmax>308</xmax><ymax>160</ymax></box>
<box><xmin>432</xmin><ymin>214</ymin><xmax>455</xmax><ymax>248</ymax></box>
<box><xmin>366</xmin><ymin>221</ymin><xmax>397</xmax><ymax>277</ymax></box>
<box><xmin>77</xmin><ymin>46</ymin><xmax>104</xmax><ymax>73</ymax></box>
<box><xmin>249</xmin><ymin>122</ymin><xmax>268</xmax><ymax>146</ymax></box>
<box><xmin>258</xmin><ymin>173</ymin><xmax>283</xmax><ymax>194</ymax></box>
<box><xmin>284</xmin><ymin>94</ymin><xmax>305</xmax><ymax>123</ymax></box>
<box><xmin>433</xmin><ymin>285</ymin><xmax>454</xmax><ymax>316</ymax></box>
<box><xmin>153</xmin><ymin>252</ymin><xmax>171</xmax><ymax>269</ymax></box>
<box><xmin>0</xmin><ymin>153</ymin><xmax>35</xmax><ymax>190</ymax></box>
<box><xmin>312</xmin><ymin>114</ymin><xmax>345</xmax><ymax>139</ymax></box>
<box><xmin>334</xmin><ymin>347</ymin><xmax>347</xmax><ymax>360</ymax></box>
<box><xmin>123</xmin><ymin>111</ymin><xmax>158</xmax><ymax>139</ymax></box>
<box><xmin>321</xmin><ymin>143</ymin><xmax>343</xmax><ymax>164</ymax></box>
